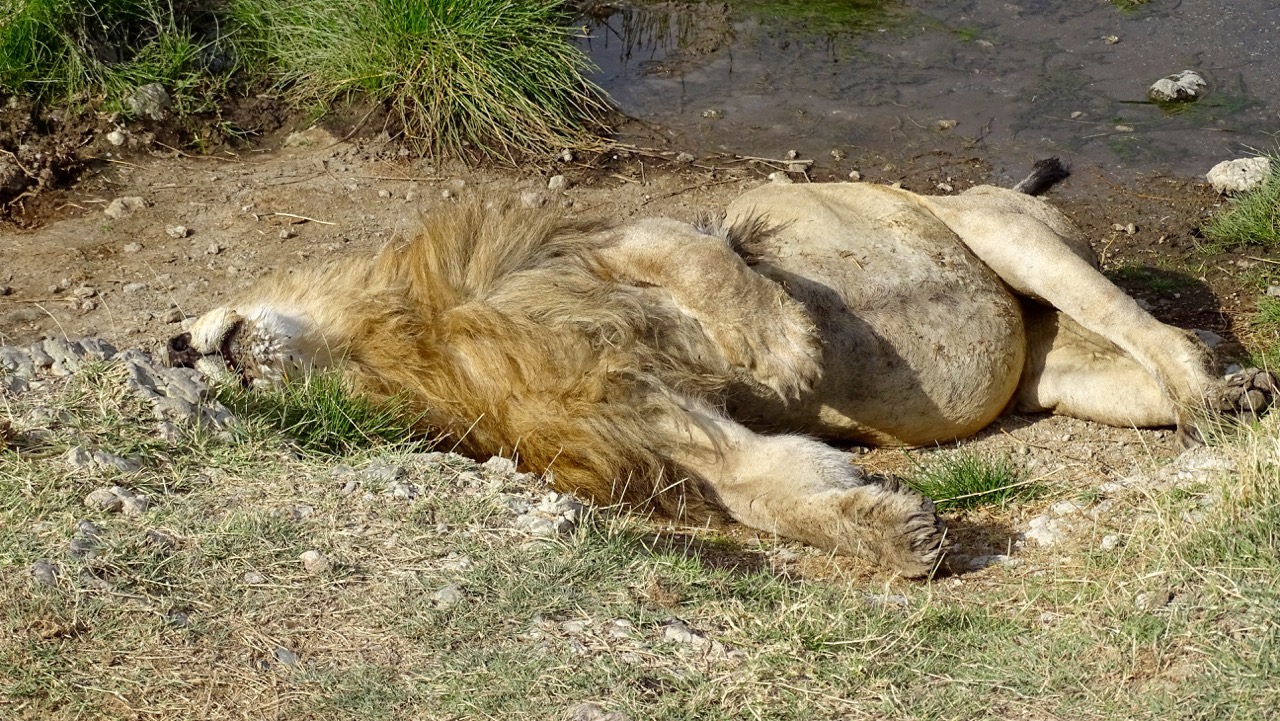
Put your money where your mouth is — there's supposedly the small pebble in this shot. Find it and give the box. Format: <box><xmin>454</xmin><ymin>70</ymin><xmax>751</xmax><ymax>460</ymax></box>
<box><xmin>548</xmin><ymin>175</ymin><xmax>568</xmax><ymax>192</ymax></box>
<box><xmin>279</xmin><ymin>228</ymin><xmax>296</xmax><ymax>239</ymax></box>
<box><xmin>378</xmin><ymin>189</ymin><xmax>392</xmax><ymax>198</ymax></box>
<box><xmin>273</xmin><ymin>646</ymin><xmax>300</xmax><ymax>666</ymax></box>
<box><xmin>30</xmin><ymin>560</ymin><xmax>59</xmax><ymax>587</ymax></box>
<box><xmin>300</xmin><ymin>550</ymin><xmax>330</xmax><ymax>574</ymax></box>
<box><xmin>243</xmin><ymin>571</ymin><xmax>267</xmax><ymax>584</ymax></box>
<box><xmin>560</xmin><ymin>149</ymin><xmax>575</xmax><ymax>162</ymax></box>
<box><xmin>936</xmin><ymin>119</ymin><xmax>958</xmax><ymax>130</ymax></box>
<box><xmin>676</xmin><ymin>152</ymin><xmax>695</xmax><ymax>163</ymax></box>
<box><xmin>84</xmin><ymin>487</ymin><xmax>124</xmax><ymax>513</ymax></box>
<box><xmin>431</xmin><ymin>583</ymin><xmax>464</xmax><ymax>609</ymax></box>
<box><xmin>165</xmin><ymin>225</ymin><xmax>190</xmax><ymax>239</ymax></box>
<box><xmin>206</xmin><ymin>243</ymin><xmax>222</xmax><ymax>255</ymax></box>
<box><xmin>123</xmin><ymin>242</ymin><xmax>143</xmax><ymax>253</ymax></box>
<box><xmin>848</xmin><ymin>170</ymin><xmax>862</xmax><ymax>181</ymax></box>
<box><xmin>163</xmin><ymin>308</ymin><xmax>184</xmax><ymax>324</ymax></box>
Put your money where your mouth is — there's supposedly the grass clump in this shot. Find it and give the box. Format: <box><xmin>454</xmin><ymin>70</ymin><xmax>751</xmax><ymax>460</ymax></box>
<box><xmin>227</xmin><ymin>0</ymin><xmax>609</xmax><ymax>159</ymax></box>
<box><xmin>1</xmin><ymin>0</ymin><xmax>610</xmax><ymax>159</ymax></box>
<box><xmin>214</xmin><ymin>370</ymin><xmax>429</xmax><ymax>456</ymax></box>
<box><xmin>0</xmin><ymin>0</ymin><xmax>228</xmax><ymax>115</ymax></box>
<box><xmin>1204</xmin><ymin>154</ymin><xmax>1280</xmax><ymax>250</ymax></box>
<box><xmin>906</xmin><ymin>451</ymin><xmax>1042</xmax><ymax>511</ymax></box>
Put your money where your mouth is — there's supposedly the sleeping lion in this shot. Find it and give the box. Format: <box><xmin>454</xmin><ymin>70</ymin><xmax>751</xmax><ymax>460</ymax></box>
<box><xmin>169</xmin><ymin>164</ymin><xmax>1271</xmax><ymax>576</ymax></box>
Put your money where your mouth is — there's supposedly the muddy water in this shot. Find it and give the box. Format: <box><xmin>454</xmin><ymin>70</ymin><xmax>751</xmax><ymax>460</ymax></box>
<box><xmin>577</xmin><ymin>0</ymin><xmax>1280</xmax><ymax>180</ymax></box>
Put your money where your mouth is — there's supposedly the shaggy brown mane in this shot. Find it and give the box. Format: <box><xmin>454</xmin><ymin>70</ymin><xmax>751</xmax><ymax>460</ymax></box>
<box><xmin>258</xmin><ymin>199</ymin><xmax>732</xmax><ymax>520</ymax></box>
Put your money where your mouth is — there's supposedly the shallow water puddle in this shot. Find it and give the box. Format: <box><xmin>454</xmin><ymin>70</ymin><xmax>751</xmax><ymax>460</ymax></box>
<box><xmin>576</xmin><ymin>0</ymin><xmax>1280</xmax><ymax>178</ymax></box>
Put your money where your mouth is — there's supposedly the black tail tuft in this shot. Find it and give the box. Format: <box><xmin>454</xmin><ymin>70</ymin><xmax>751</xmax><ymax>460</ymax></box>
<box><xmin>1011</xmin><ymin>157</ymin><xmax>1070</xmax><ymax>196</ymax></box>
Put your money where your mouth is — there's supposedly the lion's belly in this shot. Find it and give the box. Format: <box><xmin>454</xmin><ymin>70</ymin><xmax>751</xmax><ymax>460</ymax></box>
<box><xmin>725</xmin><ymin>183</ymin><xmax>1026</xmax><ymax>446</ymax></box>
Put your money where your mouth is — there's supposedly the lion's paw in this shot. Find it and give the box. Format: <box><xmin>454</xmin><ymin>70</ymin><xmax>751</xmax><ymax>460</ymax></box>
<box><xmin>710</xmin><ymin>288</ymin><xmax>823</xmax><ymax>400</ymax></box>
<box><xmin>1218</xmin><ymin>367</ymin><xmax>1278</xmax><ymax>420</ymax></box>
<box><xmin>825</xmin><ymin>481</ymin><xmax>948</xmax><ymax>578</ymax></box>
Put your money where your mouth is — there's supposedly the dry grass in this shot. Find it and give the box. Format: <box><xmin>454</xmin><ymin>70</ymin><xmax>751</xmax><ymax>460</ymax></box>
<box><xmin>2</xmin><ymin>359</ymin><xmax>1279</xmax><ymax>720</ymax></box>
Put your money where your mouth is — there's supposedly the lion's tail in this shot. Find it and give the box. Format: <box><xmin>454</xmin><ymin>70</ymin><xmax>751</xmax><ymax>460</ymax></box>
<box><xmin>1011</xmin><ymin>157</ymin><xmax>1070</xmax><ymax>196</ymax></box>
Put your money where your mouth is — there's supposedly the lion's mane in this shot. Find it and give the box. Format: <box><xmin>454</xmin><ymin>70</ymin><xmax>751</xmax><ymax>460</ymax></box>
<box><xmin>245</xmin><ymin>199</ymin><xmax>733</xmax><ymax>519</ymax></box>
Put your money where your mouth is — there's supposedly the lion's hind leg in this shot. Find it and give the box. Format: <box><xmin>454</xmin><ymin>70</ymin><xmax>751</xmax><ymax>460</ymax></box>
<box><xmin>922</xmin><ymin>188</ymin><xmax>1220</xmax><ymax>432</ymax></box>
<box><xmin>667</xmin><ymin>403</ymin><xmax>946</xmax><ymax>577</ymax></box>
<box><xmin>1016</xmin><ymin>302</ymin><xmax>1182</xmax><ymax>427</ymax></box>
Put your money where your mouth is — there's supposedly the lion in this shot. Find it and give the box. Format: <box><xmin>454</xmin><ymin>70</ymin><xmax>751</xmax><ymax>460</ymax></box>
<box><xmin>168</xmin><ymin>164</ymin><xmax>1273</xmax><ymax>576</ymax></box>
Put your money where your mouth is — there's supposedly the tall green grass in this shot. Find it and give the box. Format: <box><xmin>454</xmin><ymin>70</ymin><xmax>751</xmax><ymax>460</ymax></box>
<box><xmin>227</xmin><ymin>0</ymin><xmax>610</xmax><ymax>159</ymax></box>
<box><xmin>905</xmin><ymin>451</ymin><xmax>1042</xmax><ymax>511</ymax></box>
<box><xmin>214</xmin><ymin>370</ymin><xmax>430</xmax><ymax>456</ymax></box>
<box><xmin>1204</xmin><ymin>154</ymin><xmax>1280</xmax><ymax>250</ymax></box>
<box><xmin>1</xmin><ymin>0</ymin><xmax>610</xmax><ymax>158</ymax></box>
<box><xmin>0</xmin><ymin>0</ymin><xmax>226</xmax><ymax>115</ymax></box>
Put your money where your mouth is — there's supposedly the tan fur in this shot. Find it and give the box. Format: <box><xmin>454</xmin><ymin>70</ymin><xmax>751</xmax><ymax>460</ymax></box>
<box><xmin>214</xmin><ymin>201</ymin><xmax>744</xmax><ymax>519</ymax></box>
<box><xmin>174</xmin><ymin>185</ymin><xmax>1263</xmax><ymax>576</ymax></box>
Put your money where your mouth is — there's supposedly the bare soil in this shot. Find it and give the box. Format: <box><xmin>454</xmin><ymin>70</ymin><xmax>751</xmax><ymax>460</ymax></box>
<box><xmin>1</xmin><ymin>112</ymin><xmax>1276</xmax><ymax>564</ymax></box>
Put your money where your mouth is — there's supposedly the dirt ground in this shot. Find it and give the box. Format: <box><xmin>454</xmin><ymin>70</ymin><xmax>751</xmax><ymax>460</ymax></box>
<box><xmin>1</xmin><ymin>110</ymin><xmax>1275</xmax><ymax>561</ymax></box>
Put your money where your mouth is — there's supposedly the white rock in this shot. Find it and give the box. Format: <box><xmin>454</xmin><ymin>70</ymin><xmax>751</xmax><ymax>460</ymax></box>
<box><xmin>548</xmin><ymin>175</ymin><xmax>569</xmax><ymax>192</ymax></box>
<box><xmin>106</xmin><ymin>129</ymin><xmax>127</xmax><ymax>146</ymax></box>
<box><xmin>767</xmin><ymin>172</ymin><xmax>793</xmax><ymax>185</ymax></box>
<box><xmin>123</xmin><ymin>242</ymin><xmax>143</xmax><ymax>253</ymax></box>
<box><xmin>1050</xmin><ymin>500</ymin><xmax>1085</xmax><ymax>517</ymax></box>
<box><xmin>431</xmin><ymin>583</ymin><xmax>464</xmax><ymax>609</ymax></box>
<box><xmin>84</xmin><ymin>487</ymin><xmax>123</xmax><ymax>513</ymax></box>
<box><xmin>104</xmin><ymin>196</ymin><xmax>148</xmax><ymax>220</ymax></box>
<box><xmin>165</xmin><ymin>225</ymin><xmax>190</xmax><ymax>239</ymax></box>
<box><xmin>300</xmin><ymin>550</ymin><xmax>330</xmax><ymax>574</ymax></box>
<box><xmin>662</xmin><ymin>619</ymin><xmax>705</xmax><ymax>645</ymax></box>
<box><xmin>676</xmin><ymin>152</ymin><xmax>695</xmax><ymax>163</ymax></box>
<box><xmin>126</xmin><ymin>83</ymin><xmax>171</xmax><ymax>120</ymax></box>
<box><xmin>1193</xmin><ymin>329</ymin><xmax>1224</xmax><ymax>349</ymax></box>
<box><xmin>1206</xmin><ymin>157</ymin><xmax>1272</xmax><ymax>195</ymax></box>
<box><xmin>1148</xmin><ymin>70</ymin><xmax>1207</xmax><ymax>102</ymax></box>
<box><xmin>848</xmin><ymin>170</ymin><xmax>862</xmax><ymax>181</ymax></box>
<box><xmin>1100</xmin><ymin>534</ymin><xmax>1121</xmax><ymax>551</ymax></box>
<box><xmin>482</xmin><ymin>456</ymin><xmax>517</xmax><ymax>475</ymax></box>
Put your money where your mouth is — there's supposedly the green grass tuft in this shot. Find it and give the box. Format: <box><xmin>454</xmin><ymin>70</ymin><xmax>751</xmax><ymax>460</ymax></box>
<box><xmin>905</xmin><ymin>451</ymin><xmax>1042</xmax><ymax>511</ymax></box>
<box><xmin>213</xmin><ymin>370</ymin><xmax>429</xmax><ymax>456</ymax></box>
<box><xmin>1204</xmin><ymin>154</ymin><xmax>1280</xmax><ymax>250</ymax></box>
<box><xmin>1</xmin><ymin>0</ymin><xmax>610</xmax><ymax>159</ymax></box>
<box><xmin>0</xmin><ymin>0</ymin><xmax>228</xmax><ymax>115</ymax></box>
<box><xmin>226</xmin><ymin>0</ymin><xmax>610</xmax><ymax>159</ymax></box>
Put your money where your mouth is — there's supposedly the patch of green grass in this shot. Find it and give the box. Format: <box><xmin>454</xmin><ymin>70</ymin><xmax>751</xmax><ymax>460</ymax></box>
<box><xmin>1108</xmin><ymin>0</ymin><xmax>1152</xmax><ymax>11</ymax></box>
<box><xmin>0</xmin><ymin>0</ymin><xmax>228</xmax><ymax>115</ymax></box>
<box><xmin>7</xmin><ymin>355</ymin><xmax>1280</xmax><ymax>720</ymax></box>
<box><xmin>905</xmin><ymin>451</ymin><xmax>1042</xmax><ymax>511</ymax></box>
<box><xmin>1</xmin><ymin>0</ymin><xmax>611</xmax><ymax>159</ymax></box>
<box><xmin>213</xmin><ymin>370</ymin><xmax>429</xmax><ymax>457</ymax></box>
<box><xmin>227</xmin><ymin>0</ymin><xmax>609</xmax><ymax>159</ymax></box>
<box><xmin>1204</xmin><ymin>154</ymin><xmax>1280</xmax><ymax>250</ymax></box>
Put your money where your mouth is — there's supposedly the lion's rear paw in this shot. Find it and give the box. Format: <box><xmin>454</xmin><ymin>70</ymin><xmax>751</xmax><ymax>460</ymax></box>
<box><xmin>1219</xmin><ymin>367</ymin><xmax>1278</xmax><ymax>420</ymax></box>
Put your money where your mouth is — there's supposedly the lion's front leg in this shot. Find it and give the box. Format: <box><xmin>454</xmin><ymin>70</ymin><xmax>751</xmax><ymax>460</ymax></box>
<box><xmin>597</xmin><ymin>218</ymin><xmax>822</xmax><ymax>400</ymax></box>
<box><xmin>670</xmin><ymin>404</ymin><xmax>947</xmax><ymax>577</ymax></box>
